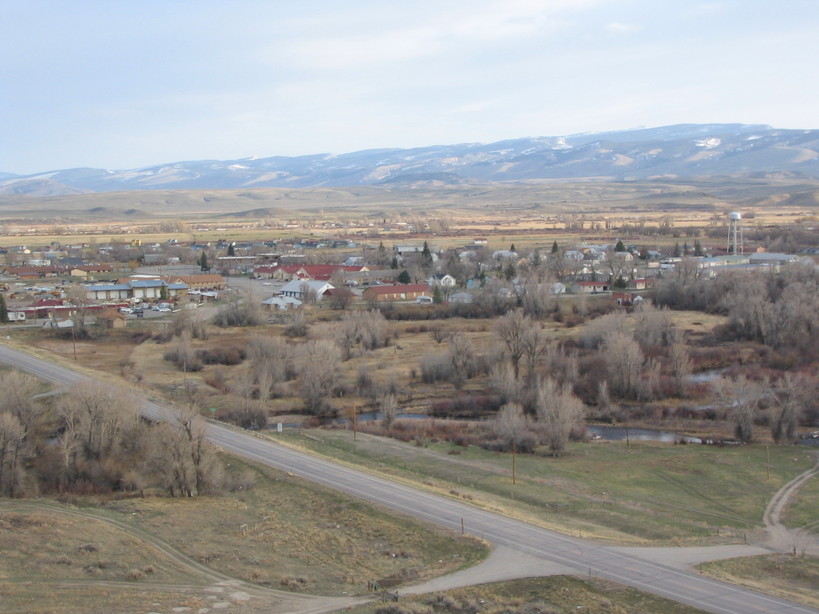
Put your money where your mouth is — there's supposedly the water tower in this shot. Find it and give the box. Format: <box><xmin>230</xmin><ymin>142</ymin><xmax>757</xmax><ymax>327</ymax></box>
<box><xmin>727</xmin><ymin>211</ymin><xmax>744</xmax><ymax>255</ymax></box>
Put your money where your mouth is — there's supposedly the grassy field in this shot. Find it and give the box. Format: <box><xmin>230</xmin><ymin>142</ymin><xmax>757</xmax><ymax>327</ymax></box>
<box><xmin>0</xmin><ymin>456</ymin><xmax>486</xmax><ymax>598</ymax></box>
<box><xmin>0</xmin><ymin>451</ymin><xmax>488</xmax><ymax>613</ymax></box>
<box><xmin>783</xmin><ymin>474</ymin><xmax>819</xmax><ymax>534</ymax></box>
<box><xmin>347</xmin><ymin>576</ymin><xmax>709</xmax><ymax>614</ymax></box>
<box><xmin>697</xmin><ymin>554</ymin><xmax>819</xmax><ymax>610</ymax></box>
<box><xmin>270</xmin><ymin>429</ymin><xmax>817</xmax><ymax>545</ymax></box>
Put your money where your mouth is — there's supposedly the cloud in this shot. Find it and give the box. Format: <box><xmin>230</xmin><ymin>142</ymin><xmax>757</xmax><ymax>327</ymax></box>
<box><xmin>606</xmin><ymin>22</ymin><xmax>642</xmax><ymax>34</ymax></box>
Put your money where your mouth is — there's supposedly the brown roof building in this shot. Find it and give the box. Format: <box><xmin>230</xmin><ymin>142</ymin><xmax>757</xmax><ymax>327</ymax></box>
<box><xmin>362</xmin><ymin>284</ymin><xmax>431</xmax><ymax>303</ymax></box>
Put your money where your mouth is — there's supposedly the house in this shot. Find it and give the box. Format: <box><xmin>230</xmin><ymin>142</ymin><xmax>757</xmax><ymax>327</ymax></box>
<box><xmin>748</xmin><ymin>252</ymin><xmax>798</xmax><ymax>266</ymax></box>
<box><xmin>85</xmin><ymin>278</ymin><xmax>189</xmax><ymax>301</ymax></box>
<box><xmin>166</xmin><ymin>274</ymin><xmax>226</xmax><ymax>291</ymax></box>
<box><xmin>612</xmin><ymin>292</ymin><xmax>638</xmax><ymax>306</ymax></box>
<box><xmin>262</xmin><ymin>296</ymin><xmax>303</xmax><ymax>310</ymax></box>
<box><xmin>279</xmin><ymin>279</ymin><xmax>334</xmax><ymax>301</ymax></box>
<box><xmin>627</xmin><ymin>278</ymin><xmax>650</xmax><ymax>291</ymax></box>
<box><xmin>573</xmin><ymin>281</ymin><xmax>610</xmax><ymax>294</ymax></box>
<box><xmin>95</xmin><ymin>308</ymin><xmax>127</xmax><ymax>329</ymax></box>
<box><xmin>427</xmin><ymin>273</ymin><xmax>456</xmax><ymax>287</ymax></box>
<box><xmin>259</xmin><ymin>264</ymin><xmax>309</xmax><ymax>281</ymax></box>
<box><xmin>362</xmin><ymin>284</ymin><xmax>431</xmax><ymax>303</ymax></box>
<box><xmin>85</xmin><ymin>283</ymin><xmax>132</xmax><ymax>301</ymax></box>
<box><xmin>73</xmin><ymin>264</ymin><xmax>113</xmax><ymax>275</ymax></box>
<box><xmin>126</xmin><ymin>279</ymin><xmax>184</xmax><ymax>300</ymax></box>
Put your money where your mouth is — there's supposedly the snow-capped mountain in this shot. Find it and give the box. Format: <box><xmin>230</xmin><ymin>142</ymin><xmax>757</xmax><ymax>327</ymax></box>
<box><xmin>2</xmin><ymin>124</ymin><xmax>818</xmax><ymax>195</ymax></box>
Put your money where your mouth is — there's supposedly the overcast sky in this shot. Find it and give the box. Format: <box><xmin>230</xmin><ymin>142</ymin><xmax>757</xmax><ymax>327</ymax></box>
<box><xmin>3</xmin><ymin>0</ymin><xmax>817</xmax><ymax>174</ymax></box>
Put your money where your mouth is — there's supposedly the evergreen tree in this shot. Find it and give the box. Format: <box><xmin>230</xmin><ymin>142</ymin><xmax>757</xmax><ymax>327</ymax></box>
<box><xmin>421</xmin><ymin>241</ymin><xmax>432</xmax><ymax>262</ymax></box>
<box><xmin>432</xmin><ymin>285</ymin><xmax>443</xmax><ymax>304</ymax></box>
<box><xmin>694</xmin><ymin>240</ymin><xmax>703</xmax><ymax>257</ymax></box>
<box><xmin>0</xmin><ymin>292</ymin><xmax>8</xmax><ymax>323</ymax></box>
<box><xmin>160</xmin><ymin>284</ymin><xmax>169</xmax><ymax>301</ymax></box>
<box><xmin>391</xmin><ymin>256</ymin><xmax>399</xmax><ymax>269</ymax></box>
<box><xmin>672</xmin><ymin>242</ymin><xmax>681</xmax><ymax>257</ymax></box>
<box><xmin>551</xmin><ymin>240</ymin><xmax>559</xmax><ymax>254</ymax></box>
<box><xmin>614</xmin><ymin>239</ymin><xmax>626</xmax><ymax>252</ymax></box>
<box><xmin>227</xmin><ymin>243</ymin><xmax>235</xmax><ymax>256</ymax></box>
<box><xmin>397</xmin><ymin>270</ymin><xmax>411</xmax><ymax>284</ymax></box>
<box><xmin>510</xmin><ymin>243</ymin><xmax>516</xmax><ymax>252</ymax></box>
<box><xmin>199</xmin><ymin>251</ymin><xmax>209</xmax><ymax>272</ymax></box>
<box><xmin>531</xmin><ymin>249</ymin><xmax>541</xmax><ymax>267</ymax></box>
<box><xmin>504</xmin><ymin>262</ymin><xmax>516</xmax><ymax>281</ymax></box>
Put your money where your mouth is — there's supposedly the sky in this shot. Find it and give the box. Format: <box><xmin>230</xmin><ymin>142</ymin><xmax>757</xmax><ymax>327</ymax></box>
<box><xmin>2</xmin><ymin>0</ymin><xmax>818</xmax><ymax>175</ymax></box>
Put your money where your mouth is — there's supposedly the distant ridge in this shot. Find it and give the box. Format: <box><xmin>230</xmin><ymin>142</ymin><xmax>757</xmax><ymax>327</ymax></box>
<box><xmin>2</xmin><ymin>124</ymin><xmax>818</xmax><ymax>196</ymax></box>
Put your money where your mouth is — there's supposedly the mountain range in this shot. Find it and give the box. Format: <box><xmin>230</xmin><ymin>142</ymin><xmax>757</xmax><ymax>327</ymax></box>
<box><xmin>2</xmin><ymin>124</ymin><xmax>818</xmax><ymax>196</ymax></box>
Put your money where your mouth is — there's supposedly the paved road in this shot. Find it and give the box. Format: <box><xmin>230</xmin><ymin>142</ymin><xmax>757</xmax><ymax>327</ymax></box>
<box><xmin>1</xmin><ymin>342</ymin><xmax>816</xmax><ymax>614</ymax></box>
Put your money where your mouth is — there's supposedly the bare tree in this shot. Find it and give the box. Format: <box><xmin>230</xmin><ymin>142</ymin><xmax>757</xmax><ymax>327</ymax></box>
<box><xmin>380</xmin><ymin>393</ymin><xmax>398</xmax><ymax>430</ymax></box>
<box><xmin>297</xmin><ymin>340</ymin><xmax>343</xmax><ymax>416</ymax></box>
<box><xmin>328</xmin><ymin>287</ymin><xmax>355</xmax><ymax>310</ymax></box>
<box><xmin>579</xmin><ymin>311</ymin><xmax>629</xmax><ymax>348</ymax></box>
<box><xmin>771</xmin><ymin>374</ymin><xmax>810</xmax><ymax>444</ymax></box>
<box><xmin>213</xmin><ymin>291</ymin><xmax>265</xmax><ymax>327</ymax></box>
<box><xmin>247</xmin><ymin>335</ymin><xmax>293</xmax><ymax>393</ymax></box>
<box><xmin>334</xmin><ymin>310</ymin><xmax>388</xmax><ymax>360</ymax></box>
<box><xmin>64</xmin><ymin>284</ymin><xmax>92</xmax><ymax>335</ymax></box>
<box><xmin>58</xmin><ymin>381</ymin><xmax>139</xmax><ymax>462</ymax></box>
<box><xmin>173</xmin><ymin>309</ymin><xmax>209</xmax><ymax>340</ymax></box>
<box><xmin>713</xmin><ymin>375</ymin><xmax>766</xmax><ymax>443</ymax></box>
<box><xmin>633</xmin><ymin>302</ymin><xmax>673</xmax><ymax>348</ymax></box>
<box><xmin>602</xmin><ymin>330</ymin><xmax>644</xmax><ymax>399</ymax></box>
<box><xmin>493</xmin><ymin>402</ymin><xmax>532</xmax><ymax>452</ymax></box>
<box><xmin>521</xmin><ymin>326</ymin><xmax>550</xmax><ymax>384</ymax></box>
<box><xmin>284</xmin><ymin>310</ymin><xmax>308</xmax><ymax>337</ymax></box>
<box><xmin>448</xmin><ymin>334</ymin><xmax>476</xmax><ymax>390</ymax></box>
<box><xmin>175</xmin><ymin>405</ymin><xmax>223</xmax><ymax>495</ymax></box>
<box><xmin>494</xmin><ymin>310</ymin><xmax>530</xmax><ymax>378</ymax></box>
<box><xmin>534</xmin><ymin>376</ymin><xmax>586</xmax><ymax>457</ymax></box>
<box><xmin>668</xmin><ymin>329</ymin><xmax>692</xmax><ymax>397</ymax></box>
<box><xmin>150</xmin><ymin>424</ymin><xmax>194</xmax><ymax>497</ymax></box>
<box><xmin>0</xmin><ymin>412</ymin><xmax>27</xmax><ymax>497</ymax></box>
<box><xmin>597</xmin><ymin>380</ymin><xmax>611</xmax><ymax>413</ymax></box>
<box><xmin>490</xmin><ymin>360</ymin><xmax>523</xmax><ymax>404</ymax></box>
<box><xmin>228</xmin><ymin>366</ymin><xmax>265</xmax><ymax>428</ymax></box>
<box><xmin>0</xmin><ymin>370</ymin><xmax>44</xmax><ymax>437</ymax></box>
<box><xmin>517</xmin><ymin>271</ymin><xmax>555</xmax><ymax>319</ymax></box>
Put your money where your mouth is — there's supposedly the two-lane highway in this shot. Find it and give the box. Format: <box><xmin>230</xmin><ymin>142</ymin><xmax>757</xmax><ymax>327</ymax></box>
<box><xmin>1</xmin><ymin>342</ymin><xmax>815</xmax><ymax>614</ymax></box>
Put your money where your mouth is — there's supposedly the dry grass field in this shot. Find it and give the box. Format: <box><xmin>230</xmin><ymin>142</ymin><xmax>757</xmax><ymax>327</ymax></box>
<box><xmin>347</xmin><ymin>576</ymin><xmax>710</xmax><ymax>614</ymax></box>
<box><xmin>1</xmin><ymin>178</ymin><xmax>816</xmax><ymax>251</ymax></box>
<box><xmin>697</xmin><ymin>554</ymin><xmax>819</xmax><ymax>610</ymax></box>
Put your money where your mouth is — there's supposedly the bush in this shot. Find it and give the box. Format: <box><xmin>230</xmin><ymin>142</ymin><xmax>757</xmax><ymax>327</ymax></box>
<box><xmin>196</xmin><ymin>346</ymin><xmax>246</xmax><ymax>365</ymax></box>
<box><xmin>430</xmin><ymin>395</ymin><xmax>503</xmax><ymax>418</ymax></box>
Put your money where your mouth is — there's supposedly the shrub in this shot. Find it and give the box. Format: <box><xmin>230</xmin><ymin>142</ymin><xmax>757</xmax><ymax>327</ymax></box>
<box><xmin>196</xmin><ymin>345</ymin><xmax>246</xmax><ymax>365</ymax></box>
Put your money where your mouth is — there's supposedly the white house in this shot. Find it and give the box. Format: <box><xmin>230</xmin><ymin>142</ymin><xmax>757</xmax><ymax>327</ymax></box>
<box><xmin>427</xmin><ymin>273</ymin><xmax>456</xmax><ymax>287</ymax></box>
<box><xmin>278</xmin><ymin>279</ymin><xmax>333</xmax><ymax>300</ymax></box>
<box><xmin>262</xmin><ymin>295</ymin><xmax>303</xmax><ymax>310</ymax></box>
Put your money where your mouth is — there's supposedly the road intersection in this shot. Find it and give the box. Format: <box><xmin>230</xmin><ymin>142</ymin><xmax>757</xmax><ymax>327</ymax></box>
<box><xmin>1</xmin><ymin>342</ymin><xmax>815</xmax><ymax>614</ymax></box>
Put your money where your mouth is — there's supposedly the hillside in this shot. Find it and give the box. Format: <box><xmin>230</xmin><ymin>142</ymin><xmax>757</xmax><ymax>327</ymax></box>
<box><xmin>2</xmin><ymin>124</ymin><xmax>818</xmax><ymax>197</ymax></box>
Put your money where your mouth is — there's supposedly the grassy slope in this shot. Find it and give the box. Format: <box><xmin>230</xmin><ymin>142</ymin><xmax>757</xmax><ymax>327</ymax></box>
<box><xmin>273</xmin><ymin>429</ymin><xmax>817</xmax><ymax>545</ymax></box>
<box><xmin>697</xmin><ymin>554</ymin><xmax>819</xmax><ymax>610</ymax></box>
<box><xmin>347</xmin><ymin>576</ymin><xmax>708</xmax><ymax>614</ymax></box>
